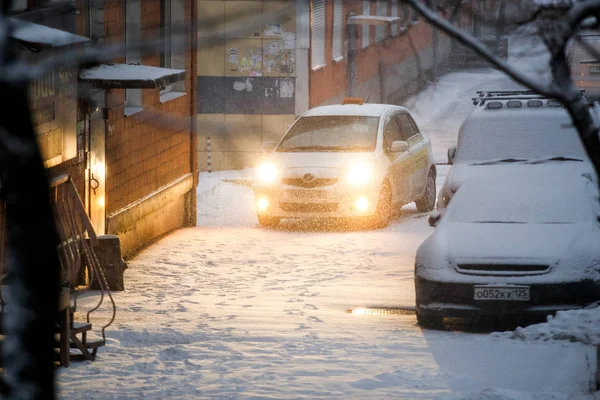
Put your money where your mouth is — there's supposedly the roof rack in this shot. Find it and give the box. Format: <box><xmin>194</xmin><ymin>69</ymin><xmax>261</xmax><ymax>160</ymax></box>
<box><xmin>476</xmin><ymin>90</ymin><xmax>540</xmax><ymax>97</ymax></box>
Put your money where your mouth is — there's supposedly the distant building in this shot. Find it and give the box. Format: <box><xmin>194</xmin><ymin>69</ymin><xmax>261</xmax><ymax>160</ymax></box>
<box><xmin>196</xmin><ymin>0</ymin><xmax>464</xmax><ymax>172</ymax></box>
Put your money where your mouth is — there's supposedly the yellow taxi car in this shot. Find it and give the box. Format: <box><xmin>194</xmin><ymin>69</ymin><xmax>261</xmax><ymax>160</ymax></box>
<box><xmin>253</xmin><ymin>98</ymin><xmax>436</xmax><ymax>228</ymax></box>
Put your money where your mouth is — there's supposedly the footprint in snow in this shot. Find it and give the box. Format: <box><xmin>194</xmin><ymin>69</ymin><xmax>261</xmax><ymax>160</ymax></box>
<box><xmin>295</xmin><ymin>324</ymin><xmax>311</xmax><ymax>331</ymax></box>
<box><xmin>284</xmin><ymin>308</ymin><xmax>304</xmax><ymax>316</ymax></box>
<box><xmin>307</xmin><ymin>316</ymin><xmax>323</xmax><ymax>323</ymax></box>
<box><xmin>304</xmin><ymin>304</ymin><xmax>318</xmax><ymax>310</ymax></box>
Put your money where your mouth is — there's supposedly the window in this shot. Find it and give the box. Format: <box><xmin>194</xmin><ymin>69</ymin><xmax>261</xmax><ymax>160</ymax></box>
<box><xmin>125</xmin><ymin>0</ymin><xmax>142</xmax><ymax>116</ymax></box>
<box><xmin>375</xmin><ymin>0</ymin><xmax>387</xmax><ymax>42</ymax></box>
<box><xmin>332</xmin><ymin>0</ymin><xmax>343</xmax><ymax>61</ymax></box>
<box><xmin>311</xmin><ymin>0</ymin><xmax>326</xmax><ymax>70</ymax></box>
<box><xmin>383</xmin><ymin>114</ymin><xmax>403</xmax><ymax>153</ymax></box>
<box><xmin>160</xmin><ymin>0</ymin><xmax>186</xmax><ymax>101</ymax></box>
<box><xmin>411</xmin><ymin>10</ymin><xmax>419</xmax><ymax>24</ymax></box>
<box><xmin>390</xmin><ymin>0</ymin><xmax>399</xmax><ymax>36</ymax></box>
<box><xmin>277</xmin><ymin>116</ymin><xmax>379</xmax><ymax>152</ymax></box>
<box><xmin>362</xmin><ymin>0</ymin><xmax>370</xmax><ymax>48</ymax></box>
<box><xmin>400</xmin><ymin>3</ymin><xmax>410</xmax><ymax>31</ymax></box>
<box><xmin>10</xmin><ymin>0</ymin><xmax>26</xmax><ymax>12</ymax></box>
<box><xmin>396</xmin><ymin>114</ymin><xmax>417</xmax><ymax>141</ymax></box>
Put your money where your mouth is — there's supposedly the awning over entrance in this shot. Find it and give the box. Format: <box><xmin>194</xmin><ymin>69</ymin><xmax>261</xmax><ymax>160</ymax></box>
<box><xmin>10</xmin><ymin>18</ymin><xmax>90</xmax><ymax>48</ymax></box>
<box><xmin>78</xmin><ymin>64</ymin><xmax>186</xmax><ymax>89</ymax></box>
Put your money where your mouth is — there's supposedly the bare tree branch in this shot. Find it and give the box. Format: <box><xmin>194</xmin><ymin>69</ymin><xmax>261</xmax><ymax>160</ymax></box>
<box><xmin>404</xmin><ymin>0</ymin><xmax>562</xmax><ymax>99</ymax></box>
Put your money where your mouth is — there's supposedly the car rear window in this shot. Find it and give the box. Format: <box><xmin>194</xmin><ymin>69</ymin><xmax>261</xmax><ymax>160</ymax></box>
<box><xmin>455</xmin><ymin>111</ymin><xmax>588</xmax><ymax>162</ymax></box>
<box><xmin>277</xmin><ymin>116</ymin><xmax>379</xmax><ymax>152</ymax></box>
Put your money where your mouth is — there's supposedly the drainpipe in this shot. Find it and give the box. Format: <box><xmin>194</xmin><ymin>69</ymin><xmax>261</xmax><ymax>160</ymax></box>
<box><xmin>346</xmin><ymin>11</ymin><xmax>357</xmax><ymax>97</ymax></box>
<box><xmin>189</xmin><ymin>0</ymin><xmax>198</xmax><ymax>226</ymax></box>
<box><xmin>432</xmin><ymin>0</ymin><xmax>438</xmax><ymax>81</ymax></box>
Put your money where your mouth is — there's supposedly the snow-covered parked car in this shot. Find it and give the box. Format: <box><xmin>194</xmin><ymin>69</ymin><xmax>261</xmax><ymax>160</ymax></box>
<box><xmin>252</xmin><ymin>98</ymin><xmax>436</xmax><ymax>228</ymax></box>
<box><xmin>437</xmin><ymin>92</ymin><xmax>596</xmax><ymax>211</ymax></box>
<box><xmin>415</xmin><ymin>171</ymin><xmax>600</xmax><ymax>328</ymax></box>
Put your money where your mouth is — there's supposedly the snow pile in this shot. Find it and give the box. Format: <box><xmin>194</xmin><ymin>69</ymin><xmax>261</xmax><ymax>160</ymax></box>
<box><xmin>196</xmin><ymin>169</ymin><xmax>257</xmax><ymax>227</ymax></box>
<box><xmin>440</xmin><ymin>387</ymin><xmax>565</xmax><ymax>400</ymax></box>
<box><xmin>493</xmin><ymin>305</ymin><xmax>600</xmax><ymax>346</ymax></box>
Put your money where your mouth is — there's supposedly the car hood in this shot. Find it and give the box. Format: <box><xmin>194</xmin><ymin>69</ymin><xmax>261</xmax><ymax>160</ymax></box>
<box><xmin>440</xmin><ymin>222</ymin><xmax>580</xmax><ymax>264</ymax></box>
<box><xmin>447</xmin><ymin>162</ymin><xmax>595</xmax><ymax>193</ymax></box>
<box><xmin>269</xmin><ymin>152</ymin><xmax>376</xmax><ymax>178</ymax></box>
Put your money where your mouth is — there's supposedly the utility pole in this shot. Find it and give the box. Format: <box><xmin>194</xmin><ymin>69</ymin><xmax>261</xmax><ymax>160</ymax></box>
<box><xmin>432</xmin><ymin>0</ymin><xmax>438</xmax><ymax>81</ymax></box>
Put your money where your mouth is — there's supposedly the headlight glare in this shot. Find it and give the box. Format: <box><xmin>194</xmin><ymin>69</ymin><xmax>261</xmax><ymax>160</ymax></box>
<box><xmin>347</xmin><ymin>163</ymin><xmax>372</xmax><ymax>185</ymax></box>
<box><xmin>258</xmin><ymin>162</ymin><xmax>278</xmax><ymax>184</ymax></box>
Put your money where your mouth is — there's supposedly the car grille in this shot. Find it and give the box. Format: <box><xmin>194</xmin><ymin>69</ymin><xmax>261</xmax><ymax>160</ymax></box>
<box><xmin>455</xmin><ymin>264</ymin><xmax>550</xmax><ymax>276</ymax></box>
<box><xmin>280</xmin><ymin>203</ymin><xmax>339</xmax><ymax>213</ymax></box>
<box><xmin>281</xmin><ymin>178</ymin><xmax>338</xmax><ymax>188</ymax></box>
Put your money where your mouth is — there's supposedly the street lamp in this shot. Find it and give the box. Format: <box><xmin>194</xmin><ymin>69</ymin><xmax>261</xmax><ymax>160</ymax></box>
<box><xmin>346</xmin><ymin>13</ymin><xmax>400</xmax><ymax>97</ymax></box>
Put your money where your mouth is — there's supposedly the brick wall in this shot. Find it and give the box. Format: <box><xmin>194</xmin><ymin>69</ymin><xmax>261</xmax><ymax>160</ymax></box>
<box><xmin>309</xmin><ymin>0</ymin><xmax>446</xmax><ymax>108</ymax></box>
<box><xmin>103</xmin><ymin>0</ymin><xmax>194</xmax><ymax>217</ymax></box>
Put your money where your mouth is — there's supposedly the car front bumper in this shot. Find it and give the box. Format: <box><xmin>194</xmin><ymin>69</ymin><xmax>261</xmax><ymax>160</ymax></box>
<box><xmin>415</xmin><ymin>276</ymin><xmax>600</xmax><ymax>318</ymax></box>
<box><xmin>253</xmin><ymin>184</ymin><xmax>381</xmax><ymax>219</ymax></box>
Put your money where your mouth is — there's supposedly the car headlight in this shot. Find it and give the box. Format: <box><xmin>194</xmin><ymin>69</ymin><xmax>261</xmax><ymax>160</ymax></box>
<box><xmin>347</xmin><ymin>163</ymin><xmax>372</xmax><ymax>185</ymax></box>
<box><xmin>257</xmin><ymin>162</ymin><xmax>278</xmax><ymax>184</ymax></box>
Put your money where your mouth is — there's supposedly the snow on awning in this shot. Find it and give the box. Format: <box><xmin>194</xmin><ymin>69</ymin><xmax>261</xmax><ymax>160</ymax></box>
<box><xmin>10</xmin><ymin>18</ymin><xmax>90</xmax><ymax>48</ymax></box>
<box><xmin>78</xmin><ymin>64</ymin><xmax>186</xmax><ymax>89</ymax></box>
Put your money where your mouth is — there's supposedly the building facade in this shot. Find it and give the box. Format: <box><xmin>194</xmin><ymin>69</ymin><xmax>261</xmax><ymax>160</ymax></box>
<box><xmin>196</xmin><ymin>0</ymin><xmax>308</xmax><ymax>171</ymax></box>
<box><xmin>196</xmin><ymin>0</ymin><xmax>455</xmax><ymax>171</ymax></box>
<box><xmin>9</xmin><ymin>0</ymin><xmax>198</xmax><ymax>260</ymax></box>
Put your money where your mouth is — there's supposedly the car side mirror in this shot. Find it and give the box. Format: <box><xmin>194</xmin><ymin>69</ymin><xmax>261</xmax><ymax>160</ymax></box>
<box><xmin>391</xmin><ymin>140</ymin><xmax>409</xmax><ymax>153</ymax></box>
<box><xmin>262</xmin><ymin>141</ymin><xmax>276</xmax><ymax>152</ymax></box>
<box><xmin>428</xmin><ymin>210</ymin><xmax>442</xmax><ymax>227</ymax></box>
<box><xmin>447</xmin><ymin>146</ymin><xmax>457</xmax><ymax>165</ymax></box>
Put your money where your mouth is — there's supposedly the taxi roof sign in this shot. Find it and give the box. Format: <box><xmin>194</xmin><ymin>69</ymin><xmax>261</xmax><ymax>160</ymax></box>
<box><xmin>342</xmin><ymin>97</ymin><xmax>364</xmax><ymax>105</ymax></box>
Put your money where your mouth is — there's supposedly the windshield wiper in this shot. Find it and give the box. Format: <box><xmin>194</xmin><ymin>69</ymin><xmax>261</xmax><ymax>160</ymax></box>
<box><xmin>474</xmin><ymin>221</ymin><xmax>527</xmax><ymax>224</ymax></box>
<box><xmin>279</xmin><ymin>146</ymin><xmax>339</xmax><ymax>152</ymax></box>
<box><xmin>279</xmin><ymin>145</ymin><xmax>360</xmax><ymax>152</ymax></box>
<box><xmin>336</xmin><ymin>145</ymin><xmax>373</xmax><ymax>151</ymax></box>
<box><xmin>524</xmin><ymin>156</ymin><xmax>584</xmax><ymax>164</ymax></box>
<box><xmin>469</xmin><ymin>158</ymin><xmax>529</xmax><ymax>166</ymax></box>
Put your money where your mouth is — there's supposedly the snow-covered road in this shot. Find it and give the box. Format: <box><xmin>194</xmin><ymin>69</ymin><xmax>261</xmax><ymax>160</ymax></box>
<box><xmin>57</xmin><ymin>68</ymin><xmax>599</xmax><ymax>399</ymax></box>
<box><xmin>57</xmin><ymin>169</ymin><xmax>597</xmax><ymax>399</ymax></box>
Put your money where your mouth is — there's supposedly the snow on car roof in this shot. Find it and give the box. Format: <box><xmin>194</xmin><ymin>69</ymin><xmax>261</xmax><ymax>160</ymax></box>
<box><xmin>303</xmin><ymin>104</ymin><xmax>407</xmax><ymax>117</ymax></box>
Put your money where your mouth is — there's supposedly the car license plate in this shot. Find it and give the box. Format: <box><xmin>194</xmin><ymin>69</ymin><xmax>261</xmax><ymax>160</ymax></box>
<box><xmin>474</xmin><ymin>286</ymin><xmax>530</xmax><ymax>301</ymax></box>
<box><xmin>282</xmin><ymin>190</ymin><xmax>326</xmax><ymax>202</ymax></box>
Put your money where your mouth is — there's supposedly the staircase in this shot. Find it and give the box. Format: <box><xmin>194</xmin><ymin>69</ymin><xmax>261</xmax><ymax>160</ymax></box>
<box><xmin>54</xmin><ymin>300</ymin><xmax>106</xmax><ymax>367</ymax></box>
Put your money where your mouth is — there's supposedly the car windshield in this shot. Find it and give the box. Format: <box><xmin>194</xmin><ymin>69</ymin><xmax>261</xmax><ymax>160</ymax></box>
<box><xmin>277</xmin><ymin>116</ymin><xmax>379</xmax><ymax>152</ymax></box>
<box><xmin>446</xmin><ymin>181</ymin><xmax>593</xmax><ymax>224</ymax></box>
<box><xmin>455</xmin><ymin>112</ymin><xmax>588</xmax><ymax>163</ymax></box>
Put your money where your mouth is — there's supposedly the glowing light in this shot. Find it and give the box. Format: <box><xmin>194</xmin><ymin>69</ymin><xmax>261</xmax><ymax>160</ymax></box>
<box><xmin>97</xmin><ymin>196</ymin><xmax>105</xmax><ymax>207</ymax></box>
<box><xmin>351</xmin><ymin>308</ymin><xmax>367</xmax><ymax>315</ymax></box>
<box><xmin>347</xmin><ymin>163</ymin><xmax>371</xmax><ymax>185</ymax></box>
<box><xmin>355</xmin><ymin>196</ymin><xmax>369</xmax><ymax>212</ymax></box>
<box><xmin>257</xmin><ymin>197</ymin><xmax>269</xmax><ymax>211</ymax></box>
<box><xmin>257</xmin><ymin>162</ymin><xmax>278</xmax><ymax>184</ymax></box>
<box><xmin>95</xmin><ymin>162</ymin><xmax>106</xmax><ymax>180</ymax></box>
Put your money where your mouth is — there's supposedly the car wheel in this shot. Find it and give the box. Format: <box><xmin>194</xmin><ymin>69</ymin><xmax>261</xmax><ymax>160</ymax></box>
<box><xmin>370</xmin><ymin>183</ymin><xmax>392</xmax><ymax>229</ymax></box>
<box><xmin>257</xmin><ymin>215</ymin><xmax>280</xmax><ymax>228</ymax></box>
<box><xmin>416</xmin><ymin>309</ymin><xmax>444</xmax><ymax>329</ymax></box>
<box><xmin>416</xmin><ymin>169</ymin><xmax>436</xmax><ymax>212</ymax></box>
